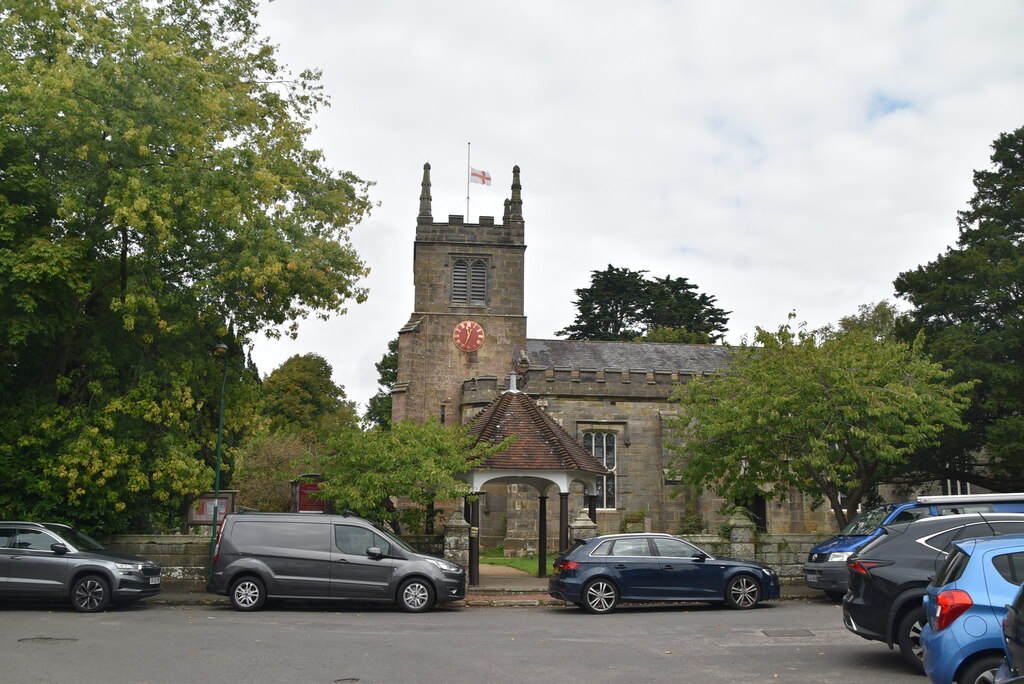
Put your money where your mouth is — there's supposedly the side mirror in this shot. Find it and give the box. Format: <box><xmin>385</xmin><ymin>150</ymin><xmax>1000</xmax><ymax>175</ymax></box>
<box><xmin>366</xmin><ymin>546</ymin><xmax>383</xmax><ymax>559</ymax></box>
<box><xmin>691</xmin><ymin>553</ymin><xmax>707</xmax><ymax>563</ymax></box>
<box><xmin>51</xmin><ymin>542</ymin><xmax>69</xmax><ymax>554</ymax></box>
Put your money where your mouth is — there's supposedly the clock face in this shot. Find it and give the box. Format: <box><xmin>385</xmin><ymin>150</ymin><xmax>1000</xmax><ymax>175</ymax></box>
<box><xmin>453</xmin><ymin>320</ymin><xmax>485</xmax><ymax>352</ymax></box>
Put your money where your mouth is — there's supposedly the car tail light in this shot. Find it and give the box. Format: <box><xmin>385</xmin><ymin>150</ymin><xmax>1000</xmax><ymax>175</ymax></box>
<box><xmin>847</xmin><ymin>559</ymin><xmax>891</xmax><ymax>575</ymax></box>
<box><xmin>554</xmin><ymin>559</ymin><xmax>579</xmax><ymax>571</ymax></box>
<box><xmin>934</xmin><ymin>590</ymin><xmax>973</xmax><ymax>631</ymax></box>
<box><xmin>212</xmin><ymin>516</ymin><xmax>227</xmax><ymax>564</ymax></box>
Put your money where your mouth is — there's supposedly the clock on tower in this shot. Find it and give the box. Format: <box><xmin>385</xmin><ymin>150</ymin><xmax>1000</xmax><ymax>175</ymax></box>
<box><xmin>452</xmin><ymin>320</ymin><xmax>485</xmax><ymax>352</ymax></box>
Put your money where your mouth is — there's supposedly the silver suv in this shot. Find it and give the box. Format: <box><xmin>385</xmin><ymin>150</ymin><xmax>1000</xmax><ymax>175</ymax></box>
<box><xmin>0</xmin><ymin>521</ymin><xmax>162</xmax><ymax>612</ymax></box>
<box><xmin>207</xmin><ymin>512</ymin><xmax>465</xmax><ymax>612</ymax></box>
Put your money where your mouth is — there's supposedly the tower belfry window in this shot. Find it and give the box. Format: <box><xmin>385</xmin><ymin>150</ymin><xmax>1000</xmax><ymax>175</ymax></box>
<box><xmin>470</xmin><ymin>260</ymin><xmax>486</xmax><ymax>304</ymax></box>
<box><xmin>451</xmin><ymin>257</ymin><xmax>488</xmax><ymax>305</ymax></box>
<box><xmin>452</xmin><ymin>260</ymin><xmax>468</xmax><ymax>303</ymax></box>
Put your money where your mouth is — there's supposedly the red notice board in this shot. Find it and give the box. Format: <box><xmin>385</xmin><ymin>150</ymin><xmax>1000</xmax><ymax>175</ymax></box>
<box><xmin>297</xmin><ymin>482</ymin><xmax>325</xmax><ymax>513</ymax></box>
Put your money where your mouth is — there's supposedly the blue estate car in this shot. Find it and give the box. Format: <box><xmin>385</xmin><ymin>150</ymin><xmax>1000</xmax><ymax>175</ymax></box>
<box><xmin>922</xmin><ymin>534</ymin><xmax>1024</xmax><ymax>684</ymax></box>
<box><xmin>548</xmin><ymin>533</ymin><xmax>779</xmax><ymax>614</ymax></box>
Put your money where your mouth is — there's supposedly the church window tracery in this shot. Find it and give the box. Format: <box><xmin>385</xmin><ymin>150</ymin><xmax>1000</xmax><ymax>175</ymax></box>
<box><xmin>584</xmin><ymin>431</ymin><xmax>617</xmax><ymax>509</ymax></box>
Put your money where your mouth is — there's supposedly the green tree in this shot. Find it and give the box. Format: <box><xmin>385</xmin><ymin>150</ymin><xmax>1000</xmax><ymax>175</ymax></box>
<box><xmin>0</xmin><ymin>0</ymin><xmax>370</xmax><ymax>532</ymax></box>
<box><xmin>232</xmin><ymin>432</ymin><xmax>321</xmax><ymax>513</ymax></box>
<box><xmin>556</xmin><ymin>265</ymin><xmax>729</xmax><ymax>342</ymax></box>
<box><xmin>262</xmin><ymin>353</ymin><xmax>357</xmax><ymax>434</ymax></box>
<box><xmin>645</xmin><ymin>275</ymin><xmax>730</xmax><ymax>343</ymax></box>
<box><xmin>666</xmin><ymin>316</ymin><xmax>975</xmax><ymax>528</ymax></box>
<box><xmin>363</xmin><ymin>337</ymin><xmax>398</xmax><ymax>429</ymax></box>
<box><xmin>317</xmin><ymin>420</ymin><xmax>511</xmax><ymax>532</ymax></box>
<box><xmin>894</xmin><ymin>126</ymin><xmax>1024</xmax><ymax>490</ymax></box>
<box><xmin>826</xmin><ymin>301</ymin><xmax>905</xmax><ymax>340</ymax></box>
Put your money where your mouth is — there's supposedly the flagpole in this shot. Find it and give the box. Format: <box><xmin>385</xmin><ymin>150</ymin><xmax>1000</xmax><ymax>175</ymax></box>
<box><xmin>466</xmin><ymin>142</ymin><xmax>471</xmax><ymax>220</ymax></box>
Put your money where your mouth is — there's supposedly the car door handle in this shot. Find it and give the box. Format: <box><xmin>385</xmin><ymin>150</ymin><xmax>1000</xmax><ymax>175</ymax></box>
<box><xmin>335</xmin><ymin>558</ymin><xmax>350</xmax><ymax>563</ymax></box>
<box><xmin>663</xmin><ymin>564</ymin><xmax>675</xmax><ymax>570</ymax></box>
<box><xmin>614</xmin><ymin>564</ymin><xmax>627</xmax><ymax>569</ymax></box>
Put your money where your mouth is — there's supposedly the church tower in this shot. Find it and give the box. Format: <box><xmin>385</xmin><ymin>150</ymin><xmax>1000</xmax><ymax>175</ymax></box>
<box><xmin>391</xmin><ymin>163</ymin><xmax>528</xmax><ymax>426</ymax></box>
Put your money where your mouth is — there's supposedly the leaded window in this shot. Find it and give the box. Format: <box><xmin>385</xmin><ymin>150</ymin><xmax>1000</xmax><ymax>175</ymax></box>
<box><xmin>585</xmin><ymin>431</ymin><xmax>616</xmax><ymax>509</ymax></box>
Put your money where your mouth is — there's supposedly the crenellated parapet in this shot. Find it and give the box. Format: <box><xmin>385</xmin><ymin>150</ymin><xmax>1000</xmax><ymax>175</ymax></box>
<box><xmin>461</xmin><ymin>366</ymin><xmax>712</xmax><ymax>406</ymax></box>
<box><xmin>415</xmin><ymin>214</ymin><xmax>524</xmax><ymax>246</ymax></box>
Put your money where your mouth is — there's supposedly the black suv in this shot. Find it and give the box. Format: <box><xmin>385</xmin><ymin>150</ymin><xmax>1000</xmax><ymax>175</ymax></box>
<box><xmin>999</xmin><ymin>581</ymin><xmax>1024</xmax><ymax>683</ymax></box>
<box><xmin>0</xmin><ymin>521</ymin><xmax>162</xmax><ymax>612</ymax></box>
<box><xmin>207</xmin><ymin>512</ymin><xmax>465</xmax><ymax>612</ymax></box>
<box><xmin>843</xmin><ymin>512</ymin><xmax>1024</xmax><ymax>672</ymax></box>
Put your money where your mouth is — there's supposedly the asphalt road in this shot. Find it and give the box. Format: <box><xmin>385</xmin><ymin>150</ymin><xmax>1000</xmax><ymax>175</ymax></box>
<box><xmin>2</xmin><ymin>596</ymin><xmax>924</xmax><ymax>683</ymax></box>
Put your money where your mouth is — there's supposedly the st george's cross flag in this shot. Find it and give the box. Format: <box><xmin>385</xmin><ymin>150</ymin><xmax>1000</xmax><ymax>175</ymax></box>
<box><xmin>469</xmin><ymin>167</ymin><xmax>492</xmax><ymax>186</ymax></box>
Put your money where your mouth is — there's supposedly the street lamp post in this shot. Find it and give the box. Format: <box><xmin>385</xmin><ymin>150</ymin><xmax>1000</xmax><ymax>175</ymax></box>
<box><xmin>207</xmin><ymin>342</ymin><xmax>229</xmax><ymax>580</ymax></box>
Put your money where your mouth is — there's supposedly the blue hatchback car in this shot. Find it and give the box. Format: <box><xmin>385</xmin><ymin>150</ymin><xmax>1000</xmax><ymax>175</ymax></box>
<box><xmin>922</xmin><ymin>534</ymin><xmax>1024</xmax><ymax>684</ymax></box>
<box><xmin>548</xmin><ymin>533</ymin><xmax>779</xmax><ymax>614</ymax></box>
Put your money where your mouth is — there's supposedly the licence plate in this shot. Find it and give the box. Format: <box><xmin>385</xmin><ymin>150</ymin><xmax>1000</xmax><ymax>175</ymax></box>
<box><xmin>805</xmin><ymin>573</ymin><xmax>819</xmax><ymax>583</ymax></box>
<box><xmin>149</xmin><ymin>577</ymin><xmax>161</xmax><ymax>585</ymax></box>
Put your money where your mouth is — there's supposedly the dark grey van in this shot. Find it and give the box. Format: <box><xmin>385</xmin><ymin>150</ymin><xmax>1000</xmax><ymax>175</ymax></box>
<box><xmin>207</xmin><ymin>512</ymin><xmax>465</xmax><ymax>612</ymax></box>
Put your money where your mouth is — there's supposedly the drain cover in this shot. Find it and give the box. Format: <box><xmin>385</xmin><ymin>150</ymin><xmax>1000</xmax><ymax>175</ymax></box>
<box><xmin>19</xmin><ymin>637</ymin><xmax>79</xmax><ymax>643</ymax></box>
<box><xmin>762</xmin><ymin>629</ymin><xmax>815</xmax><ymax>637</ymax></box>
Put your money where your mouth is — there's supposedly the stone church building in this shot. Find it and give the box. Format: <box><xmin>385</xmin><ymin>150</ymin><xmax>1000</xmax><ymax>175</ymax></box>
<box><xmin>392</xmin><ymin>164</ymin><xmax>833</xmax><ymax>552</ymax></box>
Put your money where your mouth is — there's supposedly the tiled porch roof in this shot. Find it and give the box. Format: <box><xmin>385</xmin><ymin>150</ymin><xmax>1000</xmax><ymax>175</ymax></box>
<box><xmin>467</xmin><ymin>391</ymin><xmax>609</xmax><ymax>474</ymax></box>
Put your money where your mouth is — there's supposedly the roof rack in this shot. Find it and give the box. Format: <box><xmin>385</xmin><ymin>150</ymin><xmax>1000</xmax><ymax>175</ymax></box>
<box><xmin>917</xmin><ymin>492</ymin><xmax>1024</xmax><ymax>504</ymax></box>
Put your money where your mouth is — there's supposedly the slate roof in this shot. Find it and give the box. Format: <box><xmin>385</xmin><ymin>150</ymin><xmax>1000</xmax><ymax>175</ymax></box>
<box><xmin>525</xmin><ymin>339</ymin><xmax>731</xmax><ymax>373</ymax></box>
<box><xmin>467</xmin><ymin>391</ymin><xmax>610</xmax><ymax>474</ymax></box>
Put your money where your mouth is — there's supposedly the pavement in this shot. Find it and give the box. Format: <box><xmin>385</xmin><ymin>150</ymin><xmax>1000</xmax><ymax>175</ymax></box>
<box><xmin>152</xmin><ymin>563</ymin><xmax>819</xmax><ymax>608</ymax></box>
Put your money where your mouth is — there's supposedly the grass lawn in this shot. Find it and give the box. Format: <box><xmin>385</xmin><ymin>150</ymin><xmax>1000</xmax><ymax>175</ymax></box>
<box><xmin>478</xmin><ymin>549</ymin><xmax>546</xmax><ymax>576</ymax></box>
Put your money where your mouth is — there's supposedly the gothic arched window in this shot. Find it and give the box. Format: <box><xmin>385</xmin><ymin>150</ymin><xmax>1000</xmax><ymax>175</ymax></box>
<box><xmin>451</xmin><ymin>257</ymin><xmax>487</xmax><ymax>305</ymax></box>
<box><xmin>452</xmin><ymin>260</ymin><xmax>469</xmax><ymax>303</ymax></box>
<box><xmin>470</xmin><ymin>260</ymin><xmax>486</xmax><ymax>304</ymax></box>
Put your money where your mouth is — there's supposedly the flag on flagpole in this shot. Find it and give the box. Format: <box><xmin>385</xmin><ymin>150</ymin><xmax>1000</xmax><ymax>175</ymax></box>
<box><xmin>469</xmin><ymin>167</ymin><xmax>492</xmax><ymax>186</ymax></box>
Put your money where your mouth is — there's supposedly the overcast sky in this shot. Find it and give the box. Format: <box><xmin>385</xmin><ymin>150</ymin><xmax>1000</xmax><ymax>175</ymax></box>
<box><xmin>249</xmin><ymin>0</ymin><xmax>1024</xmax><ymax>412</ymax></box>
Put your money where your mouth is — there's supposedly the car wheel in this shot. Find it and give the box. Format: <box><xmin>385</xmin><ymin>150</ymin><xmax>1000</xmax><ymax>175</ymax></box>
<box><xmin>71</xmin><ymin>574</ymin><xmax>111</xmax><ymax>613</ymax></box>
<box><xmin>581</xmin><ymin>579</ymin><xmax>618</xmax><ymax>614</ymax></box>
<box><xmin>229</xmin><ymin>576</ymin><xmax>266</xmax><ymax>611</ymax></box>
<box><xmin>725</xmin><ymin>574</ymin><xmax>762</xmax><ymax>609</ymax></box>
<box><xmin>957</xmin><ymin>654</ymin><xmax>1003</xmax><ymax>684</ymax></box>
<box><xmin>897</xmin><ymin>605</ymin><xmax>926</xmax><ymax>672</ymax></box>
<box><xmin>398</xmin><ymin>578</ymin><xmax>435</xmax><ymax>613</ymax></box>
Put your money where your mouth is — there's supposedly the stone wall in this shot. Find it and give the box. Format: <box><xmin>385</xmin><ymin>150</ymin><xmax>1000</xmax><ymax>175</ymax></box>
<box><xmin>106</xmin><ymin>524</ymin><xmax>825</xmax><ymax>594</ymax></box>
<box><xmin>104</xmin><ymin>534</ymin><xmax>210</xmax><ymax>593</ymax></box>
<box><xmin>401</xmin><ymin>534</ymin><xmax>444</xmax><ymax>557</ymax></box>
<box><xmin>677</xmin><ymin>529</ymin><xmax>823</xmax><ymax>587</ymax></box>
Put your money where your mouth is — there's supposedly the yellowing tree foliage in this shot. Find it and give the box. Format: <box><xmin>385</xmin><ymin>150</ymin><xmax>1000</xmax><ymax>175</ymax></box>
<box><xmin>0</xmin><ymin>0</ymin><xmax>371</xmax><ymax>532</ymax></box>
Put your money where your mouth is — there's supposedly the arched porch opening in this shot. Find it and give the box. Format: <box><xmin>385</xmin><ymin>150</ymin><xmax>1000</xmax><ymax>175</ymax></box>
<box><xmin>460</xmin><ymin>469</ymin><xmax>600</xmax><ymax>585</ymax></box>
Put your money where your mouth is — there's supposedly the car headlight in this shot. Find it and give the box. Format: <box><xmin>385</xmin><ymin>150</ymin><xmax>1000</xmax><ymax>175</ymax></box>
<box><xmin>827</xmin><ymin>552</ymin><xmax>853</xmax><ymax>563</ymax></box>
<box><xmin>426</xmin><ymin>558</ymin><xmax>462</xmax><ymax>573</ymax></box>
<box><xmin>762</xmin><ymin>567</ymin><xmax>776</xmax><ymax>576</ymax></box>
<box><xmin>115</xmin><ymin>562</ymin><xmax>142</xmax><ymax>571</ymax></box>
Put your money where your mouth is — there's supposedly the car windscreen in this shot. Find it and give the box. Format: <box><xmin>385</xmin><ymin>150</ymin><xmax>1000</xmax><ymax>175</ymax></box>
<box><xmin>45</xmin><ymin>525</ymin><xmax>105</xmax><ymax>551</ymax></box>
<box><xmin>839</xmin><ymin>504</ymin><xmax>899</xmax><ymax>536</ymax></box>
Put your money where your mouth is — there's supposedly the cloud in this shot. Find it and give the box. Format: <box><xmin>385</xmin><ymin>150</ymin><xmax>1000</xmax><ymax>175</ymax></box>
<box><xmin>249</xmin><ymin>0</ymin><xmax>1024</xmax><ymax>412</ymax></box>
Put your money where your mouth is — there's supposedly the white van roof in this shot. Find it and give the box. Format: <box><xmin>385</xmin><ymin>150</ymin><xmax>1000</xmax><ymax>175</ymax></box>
<box><xmin>916</xmin><ymin>492</ymin><xmax>1024</xmax><ymax>504</ymax></box>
